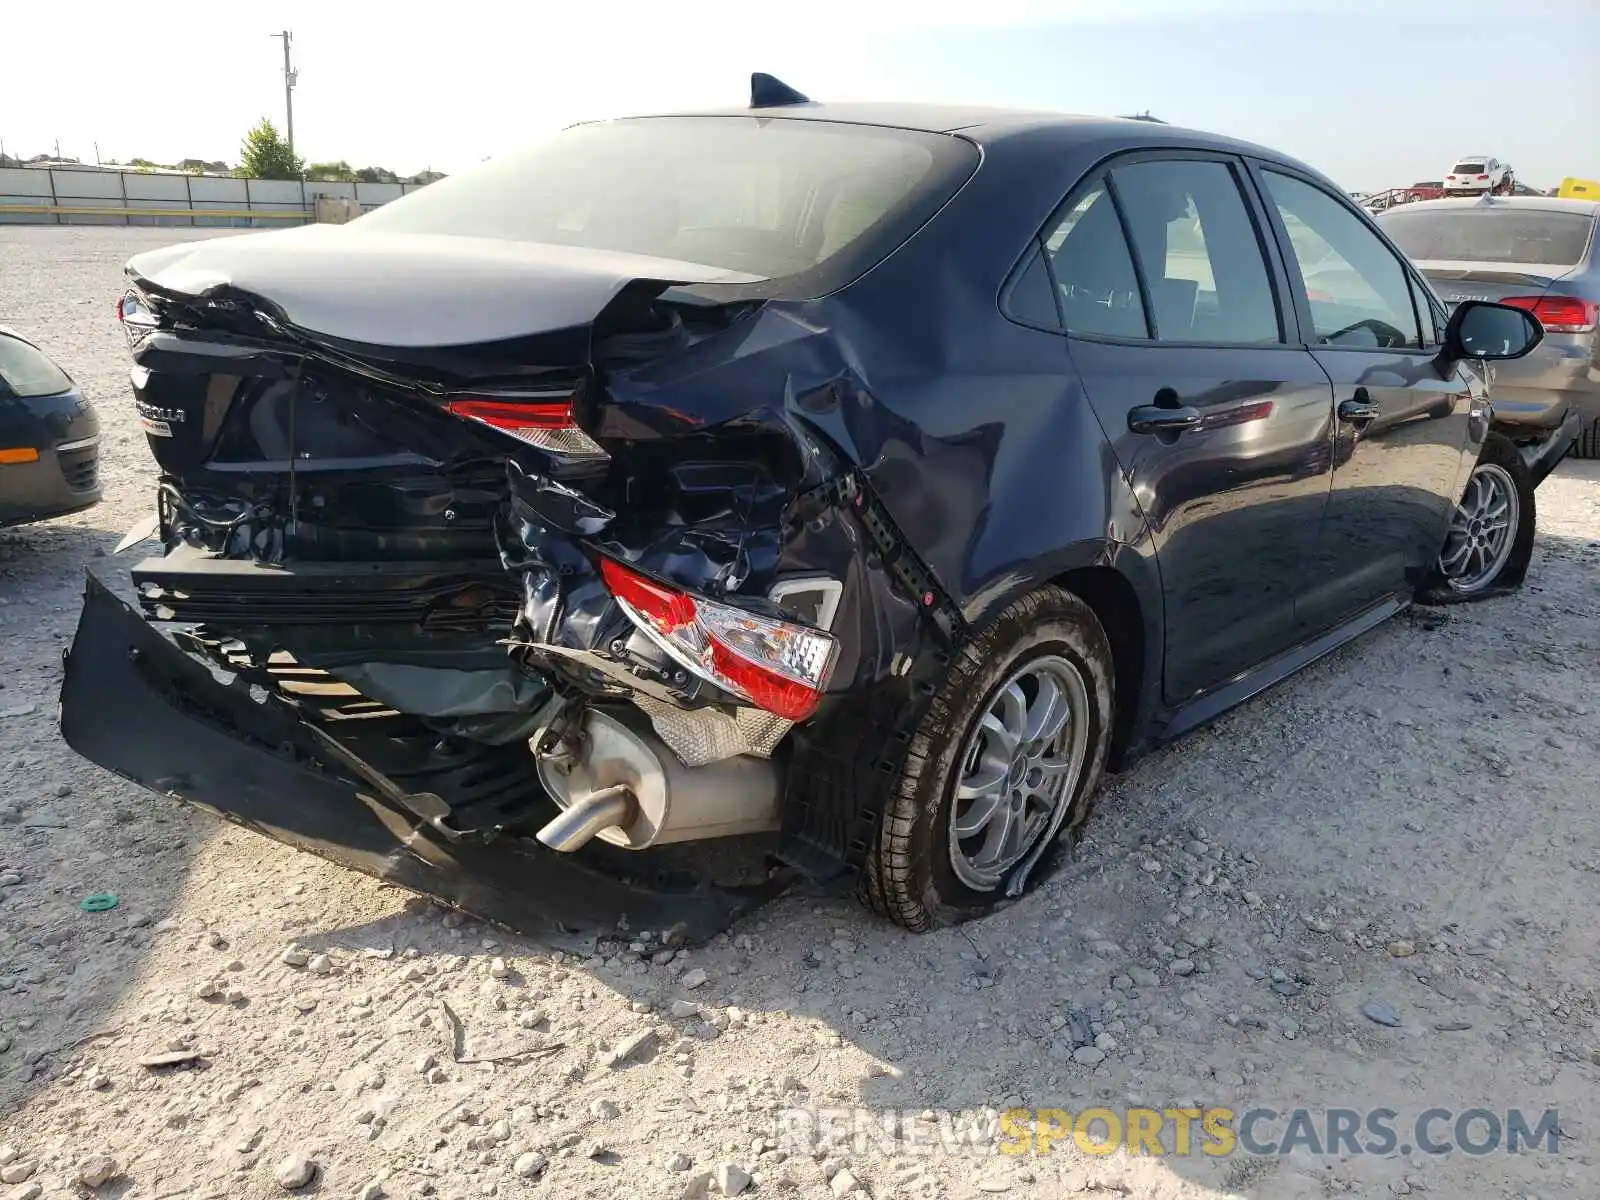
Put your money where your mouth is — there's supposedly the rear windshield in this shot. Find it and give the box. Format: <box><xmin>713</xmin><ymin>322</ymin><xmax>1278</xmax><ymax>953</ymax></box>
<box><xmin>1452</xmin><ymin>162</ymin><xmax>1486</xmax><ymax>174</ymax></box>
<box><xmin>1380</xmin><ymin>209</ymin><xmax>1595</xmax><ymax>266</ymax></box>
<box><xmin>0</xmin><ymin>334</ymin><xmax>72</xmax><ymax>398</ymax></box>
<box><xmin>353</xmin><ymin>117</ymin><xmax>977</xmax><ymax>294</ymax></box>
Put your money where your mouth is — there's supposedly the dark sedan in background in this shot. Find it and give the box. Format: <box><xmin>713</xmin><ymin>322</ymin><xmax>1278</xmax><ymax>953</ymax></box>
<box><xmin>1380</xmin><ymin>196</ymin><xmax>1600</xmax><ymax>456</ymax></box>
<box><xmin>0</xmin><ymin>326</ymin><xmax>102</xmax><ymax>528</ymax></box>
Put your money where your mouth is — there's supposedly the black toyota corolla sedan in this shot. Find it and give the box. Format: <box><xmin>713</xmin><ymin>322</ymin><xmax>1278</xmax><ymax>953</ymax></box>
<box><xmin>60</xmin><ymin>77</ymin><xmax>1571</xmax><ymax>939</ymax></box>
<box><xmin>0</xmin><ymin>326</ymin><xmax>102</xmax><ymax>528</ymax></box>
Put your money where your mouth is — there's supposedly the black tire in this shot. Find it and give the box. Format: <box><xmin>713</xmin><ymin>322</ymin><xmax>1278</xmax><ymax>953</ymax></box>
<box><xmin>1573</xmin><ymin>415</ymin><xmax>1600</xmax><ymax>460</ymax></box>
<box><xmin>861</xmin><ymin>587</ymin><xmax>1114</xmax><ymax>931</ymax></box>
<box><xmin>1417</xmin><ymin>432</ymin><xmax>1536</xmax><ymax>605</ymax></box>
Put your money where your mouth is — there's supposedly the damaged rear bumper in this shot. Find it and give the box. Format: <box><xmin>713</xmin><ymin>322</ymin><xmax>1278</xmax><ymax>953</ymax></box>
<box><xmin>59</xmin><ymin>569</ymin><xmax>786</xmax><ymax>948</ymax></box>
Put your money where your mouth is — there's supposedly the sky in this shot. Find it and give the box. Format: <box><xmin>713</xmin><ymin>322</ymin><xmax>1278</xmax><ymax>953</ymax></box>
<box><xmin>3</xmin><ymin>0</ymin><xmax>1594</xmax><ymax>192</ymax></box>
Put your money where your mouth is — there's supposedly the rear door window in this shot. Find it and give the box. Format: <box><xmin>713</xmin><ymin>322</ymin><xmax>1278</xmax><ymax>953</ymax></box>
<box><xmin>1038</xmin><ymin>181</ymin><xmax>1150</xmax><ymax>339</ymax></box>
<box><xmin>1262</xmin><ymin>171</ymin><xmax>1423</xmax><ymax>350</ymax></box>
<box><xmin>1108</xmin><ymin>159</ymin><xmax>1282</xmax><ymax>344</ymax></box>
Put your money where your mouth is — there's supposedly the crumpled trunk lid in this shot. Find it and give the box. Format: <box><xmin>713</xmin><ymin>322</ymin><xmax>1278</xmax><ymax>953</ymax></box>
<box><xmin>116</xmin><ymin>227</ymin><xmax>833</xmax><ymax>747</ymax></box>
<box><xmin>126</xmin><ymin>225</ymin><xmax>765</xmax><ymax>348</ymax></box>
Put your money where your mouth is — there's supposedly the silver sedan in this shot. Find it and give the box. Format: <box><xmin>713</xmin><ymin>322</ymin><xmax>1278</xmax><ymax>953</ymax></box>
<box><xmin>1379</xmin><ymin>196</ymin><xmax>1600</xmax><ymax>456</ymax></box>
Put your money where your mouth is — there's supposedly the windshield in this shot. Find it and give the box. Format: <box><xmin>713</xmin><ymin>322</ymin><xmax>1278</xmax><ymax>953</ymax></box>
<box><xmin>353</xmin><ymin>117</ymin><xmax>976</xmax><ymax>291</ymax></box>
<box><xmin>1451</xmin><ymin>162</ymin><xmax>1486</xmax><ymax>174</ymax></box>
<box><xmin>1380</xmin><ymin>209</ymin><xmax>1595</xmax><ymax>266</ymax></box>
<box><xmin>0</xmin><ymin>334</ymin><xmax>72</xmax><ymax>397</ymax></box>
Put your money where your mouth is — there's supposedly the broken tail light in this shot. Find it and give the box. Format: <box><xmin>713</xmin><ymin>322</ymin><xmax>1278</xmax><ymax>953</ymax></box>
<box><xmin>598</xmin><ymin>557</ymin><xmax>837</xmax><ymax>722</ymax></box>
<box><xmin>446</xmin><ymin>395</ymin><xmax>607</xmax><ymax>460</ymax></box>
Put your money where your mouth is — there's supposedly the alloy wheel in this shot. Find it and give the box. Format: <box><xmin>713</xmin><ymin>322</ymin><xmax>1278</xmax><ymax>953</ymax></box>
<box><xmin>947</xmin><ymin>654</ymin><xmax>1090</xmax><ymax>890</ymax></box>
<box><xmin>1439</xmin><ymin>462</ymin><xmax>1518</xmax><ymax>593</ymax></box>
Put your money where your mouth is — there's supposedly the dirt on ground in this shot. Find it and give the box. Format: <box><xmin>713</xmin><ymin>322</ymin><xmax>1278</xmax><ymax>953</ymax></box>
<box><xmin>1</xmin><ymin>227</ymin><xmax>1597</xmax><ymax>1200</ymax></box>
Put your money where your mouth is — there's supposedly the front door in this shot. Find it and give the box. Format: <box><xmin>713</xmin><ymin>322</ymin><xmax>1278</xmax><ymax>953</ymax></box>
<box><xmin>1252</xmin><ymin>167</ymin><xmax>1478</xmax><ymax>631</ymax></box>
<box><xmin>1041</xmin><ymin>155</ymin><xmax>1336</xmax><ymax>703</ymax></box>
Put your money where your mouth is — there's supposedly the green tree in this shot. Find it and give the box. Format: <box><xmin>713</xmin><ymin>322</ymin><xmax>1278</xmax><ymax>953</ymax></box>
<box><xmin>237</xmin><ymin>118</ymin><xmax>303</xmax><ymax>180</ymax></box>
<box><xmin>306</xmin><ymin>160</ymin><xmax>356</xmax><ymax>182</ymax></box>
<box><xmin>354</xmin><ymin>165</ymin><xmax>399</xmax><ymax>184</ymax></box>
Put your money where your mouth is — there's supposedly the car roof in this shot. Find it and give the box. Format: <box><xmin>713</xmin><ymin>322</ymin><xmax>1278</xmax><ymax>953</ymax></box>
<box><xmin>1385</xmin><ymin>196</ymin><xmax>1600</xmax><ymax>218</ymax></box>
<box><xmin>606</xmin><ymin>101</ymin><xmax>1319</xmax><ymax>169</ymax></box>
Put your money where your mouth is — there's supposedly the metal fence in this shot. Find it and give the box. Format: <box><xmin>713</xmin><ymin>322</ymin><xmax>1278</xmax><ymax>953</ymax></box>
<box><xmin>0</xmin><ymin>167</ymin><xmax>424</xmax><ymax>227</ymax></box>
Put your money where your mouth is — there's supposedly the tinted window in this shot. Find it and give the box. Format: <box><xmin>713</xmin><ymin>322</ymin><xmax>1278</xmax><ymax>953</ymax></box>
<box><xmin>1110</xmin><ymin>159</ymin><xmax>1281</xmax><ymax>344</ymax></box>
<box><xmin>1379</xmin><ymin>208</ymin><xmax>1595</xmax><ymax>267</ymax></box>
<box><xmin>1004</xmin><ymin>245</ymin><xmax>1061</xmax><ymax>329</ymax></box>
<box><xmin>1452</xmin><ymin>161</ymin><xmax>1486</xmax><ymax>174</ymax></box>
<box><xmin>353</xmin><ymin>117</ymin><xmax>975</xmax><ymax>290</ymax></box>
<box><xmin>0</xmin><ymin>335</ymin><xmax>72</xmax><ymax>398</ymax></box>
<box><xmin>1263</xmin><ymin>171</ymin><xmax>1422</xmax><ymax>350</ymax></box>
<box><xmin>1040</xmin><ymin>182</ymin><xmax>1149</xmax><ymax>339</ymax></box>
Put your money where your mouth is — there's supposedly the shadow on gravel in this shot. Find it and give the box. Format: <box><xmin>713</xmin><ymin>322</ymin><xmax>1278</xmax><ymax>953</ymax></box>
<box><xmin>271</xmin><ymin>520</ymin><xmax>1599</xmax><ymax>1197</ymax></box>
<box><xmin>0</xmin><ymin>516</ymin><xmax>207</xmax><ymax>1118</ymax></box>
<box><xmin>3</xmin><ymin>479</ymin><xmax>1592</xmax><ymax>1193</ymax></box>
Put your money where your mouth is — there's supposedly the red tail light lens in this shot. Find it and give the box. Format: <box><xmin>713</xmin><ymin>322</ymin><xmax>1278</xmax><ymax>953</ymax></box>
<box><xmin>446</xmin><ymin>395</ymin><xmax>607</xmax><ymax>460</ymax></box>
<box><xmin>1500</xmin><ymin>295</ymin><xmax>1599</xmax><ymax>334</ymax></box>
<box><xmin>597</xmin><ymin>556</ymin><xmax>697</xmax><ymax>634</ymax></box>
<box><xmin>598</xmin><ymin>557</ymin><xmax>837</xmax><ymax>722</ymax></box>
<box><xmin>1477</xmin><ymin>175</ymin><xmax>1489</xmax><ymax>181</ymax></box>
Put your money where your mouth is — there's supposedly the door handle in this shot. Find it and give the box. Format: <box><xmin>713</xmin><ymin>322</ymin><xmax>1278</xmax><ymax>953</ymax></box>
<box><xmin>1337</xmin><ymin>389</ymin><xmax>1381</xmax><ymax>423</ymax></box>
<box><xmin>1128</xmin><ymin>404</ymin><xmax>1203</xmax><ymax>435</ymax></box>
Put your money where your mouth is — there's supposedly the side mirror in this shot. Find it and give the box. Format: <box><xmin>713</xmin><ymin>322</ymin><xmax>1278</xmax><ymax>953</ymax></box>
<box><xmin>1443</xmin><ymin>299</ymin><xmax>1543</xmax><ymax>362</ymax></box>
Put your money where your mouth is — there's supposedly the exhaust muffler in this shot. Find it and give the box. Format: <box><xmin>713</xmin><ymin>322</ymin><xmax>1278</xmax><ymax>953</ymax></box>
<box><xmin>533</xmin><ymin>708</ymin><xmax>780</xmax><ymax>852</ymax></box>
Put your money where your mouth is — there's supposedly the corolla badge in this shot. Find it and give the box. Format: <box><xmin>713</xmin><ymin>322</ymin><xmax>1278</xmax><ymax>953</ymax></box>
<box><xmin>136</xmin><ymin>399</ymin><xmax>184</xmax><ymax>438</ymax></box>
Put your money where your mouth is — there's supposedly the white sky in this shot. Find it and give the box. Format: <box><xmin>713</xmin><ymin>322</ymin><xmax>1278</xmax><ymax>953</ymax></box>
<box><xmin>3</xmin><ymin>0</ymin><xmax>1352</xmax><ymax>173</ymax></box>
<box><xmin>4</xmin><ymin>0</ymin><xmax>1594</xmax><ymax>190</ymax></box>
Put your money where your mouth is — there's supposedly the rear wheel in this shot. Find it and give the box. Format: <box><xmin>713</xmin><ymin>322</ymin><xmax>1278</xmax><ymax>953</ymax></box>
<box><xmin>862</xmin><ymin>587</ymin><xmax>1114</xmax><ymax>931</ymax></box>
<box><xmin>1417</xmin><ymin>432</ymin><xmax>1535</xmax><ymax>603</ymax></box>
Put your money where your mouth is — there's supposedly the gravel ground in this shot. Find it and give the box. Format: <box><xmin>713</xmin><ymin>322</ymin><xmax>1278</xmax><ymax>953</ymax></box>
<box><xmin>1</xmin><ymin>226</ymin><xmax>1598</xmax><ymax>1200</ymax></box>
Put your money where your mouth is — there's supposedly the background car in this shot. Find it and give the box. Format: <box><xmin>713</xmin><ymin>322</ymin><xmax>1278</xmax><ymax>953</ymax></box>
<box><xmin>1444</xmin><ymin>156</ymin><xmax>1514</xmax><ymax>195</ymax></box>
<box><xmin>1380</xmin><ymin>196</ymin><xmax>1600</xmax><ymax>456</ymax></box>
<box><xmin>0</xmin><ymin>326</ymin><xmax>102</xmax><ymax>528</ymax></box>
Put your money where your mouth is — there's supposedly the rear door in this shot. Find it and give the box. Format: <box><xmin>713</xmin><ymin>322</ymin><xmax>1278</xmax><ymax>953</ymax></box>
<box><xmin>1252</xmin><ymin>166</ymin><xmax>1477</xmax><ymax>631</ymax></box>
<box><xmin>1040</xmin><ymin>153</ymin><xmax>1336</xmax><ymax>704</ymax></box>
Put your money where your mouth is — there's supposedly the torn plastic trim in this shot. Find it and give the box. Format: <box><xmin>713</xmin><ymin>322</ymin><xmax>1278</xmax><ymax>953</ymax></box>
<box><xmin>775</xmin><ymin>465</ymin><xmax>970</xmax><ymax>878</ymax></box>
<box><xmin>60</xmin><ymin>569</ymin><xmax>786</xmax><ymax>947</ymax></box>
<box><xmin>1516</xmin><ymin>407</ymin><xmax>1581</xmax><ymax>488</ymax></box>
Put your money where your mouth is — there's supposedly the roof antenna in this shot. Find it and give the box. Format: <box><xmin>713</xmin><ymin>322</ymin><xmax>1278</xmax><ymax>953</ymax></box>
<box><xmin>751</xmin><ymin>72</ymin><xmax>811</xmax><ymax>108</ymax></box>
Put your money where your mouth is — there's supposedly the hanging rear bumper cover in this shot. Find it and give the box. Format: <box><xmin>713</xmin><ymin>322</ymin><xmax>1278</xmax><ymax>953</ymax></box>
<box><xmin>59</xmin><ymin>569</ymin><xmax>784</xmax><ymax>949</ymax></box>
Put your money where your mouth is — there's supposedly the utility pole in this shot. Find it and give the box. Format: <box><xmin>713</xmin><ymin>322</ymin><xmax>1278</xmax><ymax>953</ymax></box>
<box><xmin>269</xmin><ymin>30</ymin><xmax>297</xmax><ymax>156</ymax></box>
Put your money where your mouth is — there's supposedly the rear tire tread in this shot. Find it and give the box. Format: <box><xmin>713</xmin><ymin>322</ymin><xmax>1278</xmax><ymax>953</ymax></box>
<box><xmin>861</xmin><ymin>586</ymin><xmax>1113</xmax><ymax>931</ymax></box>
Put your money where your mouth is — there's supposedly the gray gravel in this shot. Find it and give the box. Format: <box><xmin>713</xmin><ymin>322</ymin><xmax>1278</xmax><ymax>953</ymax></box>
<box><xmin>1</xmin><ymin>226</ymin><xmax>1599</xmax><ymax>1199</ymax></box>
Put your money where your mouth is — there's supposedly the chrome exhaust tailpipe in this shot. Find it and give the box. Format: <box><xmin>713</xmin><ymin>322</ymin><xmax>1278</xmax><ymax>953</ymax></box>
<box><xmin>534</xmin><ymin>784</ymin><xmax>635</xmax><ymax>852</ymax></box>
<box><xmin>533</xmin><ymin>707</ymin><xmax>780</xmax><ymax>852</ymax></box>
